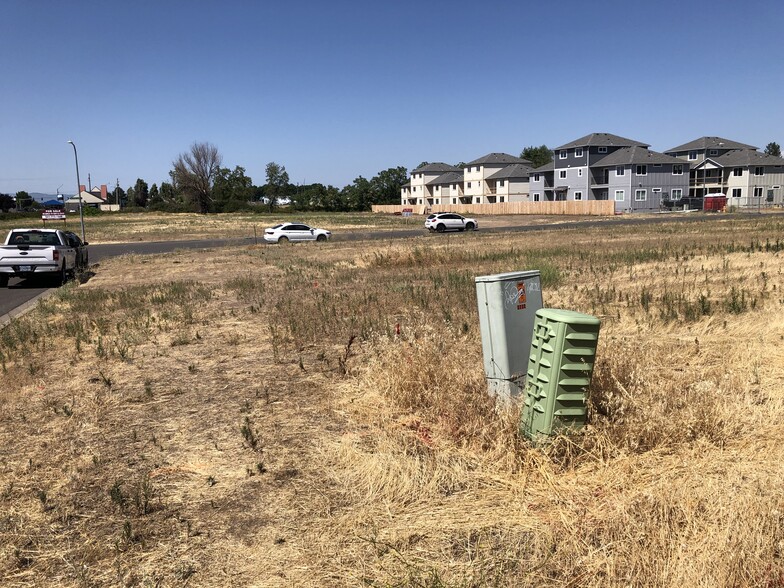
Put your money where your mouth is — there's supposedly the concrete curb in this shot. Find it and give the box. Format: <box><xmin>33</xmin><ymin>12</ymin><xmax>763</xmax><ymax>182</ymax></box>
<box><xmin>0</xmin><ymin>288</ymin><xmax>58</xmax><ymax>329</ymax></box>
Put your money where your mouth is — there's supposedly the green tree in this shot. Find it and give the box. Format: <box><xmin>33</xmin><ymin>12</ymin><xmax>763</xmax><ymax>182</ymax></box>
<box><xmin>213</xmin><ymin>166</ymin><xmax>253</xmax><ymax>211</ymax></box>
<box><xmin>15</xmin><ymin>191</ymin><xmax>32</xmax><ymax>209</ymax></box>
<box><xmin>520</xmin><ymin>145</ymin><xmax>553</xmax><ymax>168</ymax></box>
<box><xmin>264</xmin><ymin>162</ymin><xmax>289</xmax><ymax>212</ymax></box>
<box><xmin>369</xmin><ymin>166</ymin><xmax>408</xmax><ymax>205</ymax></box>
<box><xmin>342</xmin><ymin>176</ymin><xmax>372</xmax><ymax>211</ymax></box>
<box><xmin>0</xmin><ymin>193</ymin><xmax>15</xmax><ymax>212</ymax></box>
<box><xmin>125</xmin><ymin>186</ymin><xmax>135</xmax><ymax>208</ymax></box>
<box><xmin>132</xmin><ymin>178</ymin><xmax>149</xmax><ymax>207</ymax></box>
<box><xmin>148</xmin><ymin>183</ymin><xmax>161</xmax><ymax>206</ymax></box>
<box><xmin>415</xmin><ymin>161</ymin><xmax>430</xmax><ymax>170</ymax></box>
<box><xmin>171</xmin><ymin>142</ymin><xmax>223</xmax><ymax>213</ymax></box>
<box><xmin>765</xmin><ymin>142</ymin><xmax>781</xmax><ymax>157</ymax></box>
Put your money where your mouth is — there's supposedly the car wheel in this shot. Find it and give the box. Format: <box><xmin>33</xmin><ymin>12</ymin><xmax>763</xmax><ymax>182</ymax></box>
<box><xmin>59</xmin><ymin>264</ymin><xmax>68</xmax><ymax>286</ymax></box>
<box><xmin>0</xmin><ymin>275</ymin><xmax>8</xmax><ymax>288</ymax></box>
<box><xmin>316</xmin><ymin>234</ymin><xmax>327</xmax><ymax>242</ymax></box>
<box><xmin>278</xmin><ymin>236</ymin><xmax>289</xmax><ymax>244</ymax></box>
<box><xmin>466</xmin><ymin>222</ymin><xmax>475</xmax><ymax>230</ymax></box>
<box><xmin>436</xmin><ymin>223</ymin><xmax>446</xmax><ymax>233</ymax></box>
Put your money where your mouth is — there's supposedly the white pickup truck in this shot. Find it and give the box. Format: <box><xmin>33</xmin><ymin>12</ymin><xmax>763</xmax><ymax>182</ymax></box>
<box><xmin>0</xmin><ymin>228</ymin><xmax>88</xmax><ymax>287</ymax></box>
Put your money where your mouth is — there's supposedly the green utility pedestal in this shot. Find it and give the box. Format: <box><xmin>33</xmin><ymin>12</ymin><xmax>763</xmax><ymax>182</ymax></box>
<box><xmin>521</xmin><ymin>309</ymin><xmax>601</xmax><ymax>443</ymax></box>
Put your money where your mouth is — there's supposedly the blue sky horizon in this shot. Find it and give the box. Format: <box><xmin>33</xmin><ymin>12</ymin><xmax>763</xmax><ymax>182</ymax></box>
<box><xmin>2</xmin><ymin>0</ymin><xmax>783</xmax><ymax>196</ymax></box>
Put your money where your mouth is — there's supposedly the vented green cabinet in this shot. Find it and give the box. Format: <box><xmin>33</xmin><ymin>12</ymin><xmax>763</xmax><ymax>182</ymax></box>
<box><xmin>521</xmin><ymin>309</ymin><xmax>600</xmax><ymax>443</ymax></box>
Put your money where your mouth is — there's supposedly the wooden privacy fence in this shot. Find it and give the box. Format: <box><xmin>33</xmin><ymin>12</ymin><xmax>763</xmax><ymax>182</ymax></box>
<box><xmin>372</xmin><ymin>201</ymin><xmax>615</xmax><ymax>216</ymax></box>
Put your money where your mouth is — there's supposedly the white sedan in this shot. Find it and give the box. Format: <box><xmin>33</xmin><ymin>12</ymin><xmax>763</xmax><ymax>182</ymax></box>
<box><xmin>264</xmin><ymin>222</ymin><xmax>331</xmax><ymax>243</ymax></box>
<box><xmin>424</xmin><ymin>213</ymin><xmax>478</xmax><ymax>233</ymax></box>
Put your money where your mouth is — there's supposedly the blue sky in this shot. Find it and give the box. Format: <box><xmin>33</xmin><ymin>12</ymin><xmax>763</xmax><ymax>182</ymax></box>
<box><xmin>2</xmin><ymin>0</ymin><xmax>783</xmax><ymax>195</ymax></box>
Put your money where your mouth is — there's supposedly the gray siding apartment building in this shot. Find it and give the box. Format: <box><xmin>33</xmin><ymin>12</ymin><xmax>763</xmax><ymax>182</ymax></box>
<box><xmin>528</xmin><ymin>133</ymin><xmax>691</xmax><ymax>212</ymax></box>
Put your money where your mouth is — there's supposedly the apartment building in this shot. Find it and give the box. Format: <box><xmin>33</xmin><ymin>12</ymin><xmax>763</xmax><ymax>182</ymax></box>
<box><xmin>401</xmin><ymin>163</ymin><xmax>462</xmax><ymax>207</ymax></box>
<box><xmin>665</xmin><ymin>137</ymin><xmax>784</xmax><ymax>206</ymax></box>
<box><xmin>527</xmin><ymin>133</ymin><xmax>688</xmax><ymax>211</ymax></box>
<box><xmin>462</xmin><ymin>153</ymin><xmax>532</xmax><ymax>204</ymax></box>
<box><xmin>588</xmin><ymin>146</ymin><xmax>691</xmax><ymax>212</ymax></box>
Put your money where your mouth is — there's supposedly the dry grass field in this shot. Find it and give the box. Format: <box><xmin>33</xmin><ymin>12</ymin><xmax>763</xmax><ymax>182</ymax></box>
<box><xmin>0</xmin><ymin>211</ymin><xmax>577</xmax><ymax>244</ymax></box>
<box><xmin>1</xmin><ymin>214</ymin><xmax>784</xmax><ymax>586</ymax></box>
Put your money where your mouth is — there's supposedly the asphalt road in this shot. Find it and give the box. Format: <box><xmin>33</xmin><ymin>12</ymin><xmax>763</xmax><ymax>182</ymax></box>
<box><xmin>0</xmin><ymin>212</ymin><xmax>766</xmax><ymax>320</ymax></box>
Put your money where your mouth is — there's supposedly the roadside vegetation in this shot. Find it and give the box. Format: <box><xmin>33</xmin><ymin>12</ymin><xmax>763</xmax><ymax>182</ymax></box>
<box><xmin>1</xmin><ymin>215</ymin><xmax>783</xmax><ymax>586</ymax></box>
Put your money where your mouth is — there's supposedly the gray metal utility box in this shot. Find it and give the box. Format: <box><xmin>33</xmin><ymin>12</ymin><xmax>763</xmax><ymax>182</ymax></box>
<box><xmin>475</xmin><ymin>270</ymin><xmax>543</xmax><ymax>400</ymax></box>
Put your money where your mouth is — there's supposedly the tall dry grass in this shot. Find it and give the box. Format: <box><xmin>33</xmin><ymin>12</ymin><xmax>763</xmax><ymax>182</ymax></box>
<box><xmin>0</xmin><ymin>215</ymin><xmax>783</xmax><ymax>586</ymax></box>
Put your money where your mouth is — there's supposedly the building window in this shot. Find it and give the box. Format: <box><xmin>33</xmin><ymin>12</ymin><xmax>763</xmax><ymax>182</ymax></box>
<box><xmin>435</xmin><ymin>186</ymin><xmax>439</xmax><ymax>192</ymax></box>
<box><xmin>673</xmin><ymin>164</ymin><xmax>683</xmax><ymax>175</ymax></box>
<box><xmin>418</xmin><ymin>199</ymin><xmax>422</xmax><ymax>204</ymax></box>
<box><xmin>616</xmin><ymin>166</ymin><xmax>625</xmax><ymax>176</ymax></box>
<box><xmin>598</xmin><ymin>147</ymin><xmax>608</xmax><ymax>153</ymax></box>
<box><xmin>574</xmin><ymin>191</ymin><xmax>583</xmax><ymax>200</ymax></box>
<box><xmin>500</xmin><ymin>196</ymin><xmax>505</xmax><ymax>202</ymax></box>
<box><xmin>635</xmin><ymin>189</ymin><xmax>647</xmax><ymax>201</ymax></box>
<box><xmin>754</xmin><ymin>187</ymin><xmax>764</xmax><ymax>198</ymax></box>
<box><xmin>672</xmin><ymin>189</ymin><xmax>682</xmax><ymax>199</ymax></box>
<box><xmin>533</xmin><ymin>193</ymin><xmax>540</xmax><ymax>201</ymax></box>
<box><xmin>559</xmin><ymin>151</ymin><xmax>567</xmax><ymax>159</ymax></box>
<box><xmin>688</xmin><ymin>151</ymin><xmax>697</xmax><ymax>160</ymax></box>
<box><xmin>709</xmin><ymin>149</ymin><xmax>719</xmax><ymax>156</ymax></box>
<box><xmin>614</xmin><ymin>190</ymin><xmax>624</xmax><ymax>201</ymax></box>
<box><xmin>452</xmin><ymin>198</ymin><xmax>457</xmax><ymax>204</ymax></box>
<box><xmin>755</xmin><ymin>166</ymin><xmax>764</xmax><ymax>176</ymax></box>
<box><xmin>467</xmin><ymin>182</ymin><xmax>471</xmax><ymax>188</ymax></box>
<box><xmin>475</xmin><ymin>197</ymin><xmax>481</xmax><ymax>203</ymax></box>
<box><xmin>577</xmin><ymin>169</ymin><xmax>583</xmax><ymax>177</ymax></box>
<box><xmin>635</xmin><ymin>165</ymin><xmax>647</xmax><ymax>176</ymax></box>
<box><xmin>733</xmin><ymin>167</ymin><xmax>743</xmax><ymax>176</ymax></box>
<box><xmin>413</xmin><ymin>186</ymin><xmax>417</xmax><ymax>192</ymax></box>
<box><xmin>559</xmin><ymin>170</ymin><xmax>567</xmax><ymax>179</ymax></box>
<box><xmin>533</xmin><ymin>173</ymin><xmax>540</xmax><ymax>182</ymax></box>
<box><xmin>478</xmin><ymin>181</ymin><xmax>481</xmax><ymax>187</ymax></box>
<box><xmin>435</xmin><ymin>199</ymin><xmax>439</xmax><ymax>204</ymax></box>
<box><xmin>575</xmin><ymin>148</ymin><xmax>583</xmax><ymax>157</ymax></box>
<box><xmin>499</xmin><ymin>180</ymin><xmax>505</xmax><ymax>187</ymax></box>
<box><xmin>732</xmin><ymin>188</ymin><xmax>742</xmax><ymax>198</ymax></box>
<box><xmin>475</xmin><ymin>166</ymin><xmax>480</xmax><ymax>172</ymax></box>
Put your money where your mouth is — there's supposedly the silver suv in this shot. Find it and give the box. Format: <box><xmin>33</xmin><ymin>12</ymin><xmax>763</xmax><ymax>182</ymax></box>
<box><xmin>424</xmin><ymin>213</ymin><xmax>478</xmax><ymax>233</ymax></box>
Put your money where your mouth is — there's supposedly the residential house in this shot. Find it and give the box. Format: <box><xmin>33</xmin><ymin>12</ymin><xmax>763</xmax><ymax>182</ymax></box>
<box><xmin>401</xmin><ymin>163</ymin><xmax>462</xmax><ymax>206</ymax></box>
<box><xmin>665</xmin><ymin>137</ymin><xmax>784</xmax><ymax>206</ymax></box>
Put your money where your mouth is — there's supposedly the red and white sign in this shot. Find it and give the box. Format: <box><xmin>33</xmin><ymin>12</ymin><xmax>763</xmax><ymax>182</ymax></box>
<box><xmin>402</xmin><ymin>208</ymin><xmax>413</xmax><ymax>217</ymax></box>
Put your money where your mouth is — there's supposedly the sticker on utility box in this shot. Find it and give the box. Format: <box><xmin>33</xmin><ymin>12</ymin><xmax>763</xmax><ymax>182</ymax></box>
<box><xmin>516</xmin><ymin>281</ymin><xmax>527</xmax><ymax>310</ymax></box>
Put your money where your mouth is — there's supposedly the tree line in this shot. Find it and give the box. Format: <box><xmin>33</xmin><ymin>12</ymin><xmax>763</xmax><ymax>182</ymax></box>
<box><xmin>106</xmin><ymin>142</ymin><xmax>409</xmax><ymax>214</ymax></box>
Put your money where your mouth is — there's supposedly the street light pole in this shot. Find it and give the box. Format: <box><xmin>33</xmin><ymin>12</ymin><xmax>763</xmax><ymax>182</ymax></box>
<box><xmin>67</xmin><ymin>140</ymin><xmax>86</xmax><ymax>242</ymax></box>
